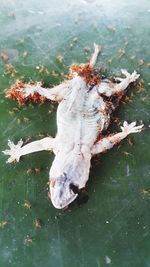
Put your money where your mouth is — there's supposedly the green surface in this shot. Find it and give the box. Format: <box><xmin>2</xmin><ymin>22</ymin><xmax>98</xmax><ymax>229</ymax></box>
<box><xmin>0</xmin><ymin>0</ymin><xmax>150</xmax><ymax>266</ymax></box>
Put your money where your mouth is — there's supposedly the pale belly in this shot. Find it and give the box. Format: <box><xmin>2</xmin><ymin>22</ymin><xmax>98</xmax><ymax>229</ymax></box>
<box><xmin>56</xmin><ymin>86</ymin><xmax>110</xmax><ymax>150</ymax></box>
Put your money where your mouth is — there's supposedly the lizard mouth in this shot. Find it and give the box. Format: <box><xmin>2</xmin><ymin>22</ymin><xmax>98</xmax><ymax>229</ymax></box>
<box><xmin>49</xmin><ymin>177</ymin><xmax>89</xmax><ymax>209</ymax></box>
<box><xmin>49</xmin><ymin>180</ymin><xmax>79</xmax><ymax>209</ymax></box>
<box><xmin>50</xmin><ymin>183</ymin><xmax>89</xmax><ymax>209</ymax></box>
<box><xmin>69</xmin><ymin>183</ymin><xmax>80</xmax><ymax>194</ymax></box>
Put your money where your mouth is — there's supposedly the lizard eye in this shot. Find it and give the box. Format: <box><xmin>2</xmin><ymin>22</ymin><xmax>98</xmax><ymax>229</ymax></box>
<box><xmin>70</xmin><ymin>183</ymin><xmax>79</xmax><ymax>194</ymax></box>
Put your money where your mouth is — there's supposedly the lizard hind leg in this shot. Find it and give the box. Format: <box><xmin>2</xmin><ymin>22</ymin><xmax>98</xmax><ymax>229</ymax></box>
<box><xmin>91</xmin><ymin>121</ymin><xmax>144</xmax><ymax>155</ymax></box>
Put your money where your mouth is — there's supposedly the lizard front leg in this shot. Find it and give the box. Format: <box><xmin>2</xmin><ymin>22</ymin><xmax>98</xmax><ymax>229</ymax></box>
<box><xmin>96</xmin><ymin>69</ymin><xmax>140</xmax><ymax>97</ymax></box>
<box><xmin>2</xmin><ymin>137</ymin><xmax>56</xmax><ymax>163</ymax></box>
<box><xmin>6</xmin><ymin>80</ymin><xmax>70</xmax><ymax>104</ymax></box>
<box><xmin>91</xmin><ymin>121</ymin><xmax>144</xmax><ymax>155</ymax></box>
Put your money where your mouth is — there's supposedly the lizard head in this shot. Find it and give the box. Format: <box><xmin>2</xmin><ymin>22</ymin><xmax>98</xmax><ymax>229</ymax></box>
<box><xmin>49</xmin><ymin>150</ymin><xmax>91</xmax><ymax>209</ymax></box>
<box><xmin>49</xmin><ymin>173</ymin><xmax>80</xmax><ymax>209</ymax></box>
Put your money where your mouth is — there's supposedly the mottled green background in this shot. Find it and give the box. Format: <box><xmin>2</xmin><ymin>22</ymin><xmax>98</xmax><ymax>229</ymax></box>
<box><xmin>0</xmin><ymin>0</ymin><xmax>150</xmax><ymax>266</ymax></box>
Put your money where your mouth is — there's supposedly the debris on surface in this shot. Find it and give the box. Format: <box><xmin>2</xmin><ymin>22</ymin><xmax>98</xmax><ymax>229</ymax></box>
<box><xmin>142</xmin><ymin>188</ymin><xmax>150</xmax><ymax>196</ymax></box>
<box><xmin>4</xmin><ymin>64</ymin><xmax>17</xmax><ymax>77</ymax></box>
<box><xmin>0</xmin><ymin>49</ymin><xmax>19</xmax><ymax>63</ymax></box>
<box><xmin>23</xmin><ymin>117</ymin><xmax>30</xmax><ymax>123</ymax></box>
<box><xmin>36</xmin><ymin>65</ymin><xmax>49</xmax><ymax>75</ymax></box>
<box><xmin>127</xmin><ymin>136</ymin><xmax>133</xmax><ymax>146</ymax></box>
<box><xmin>37</xmin><ymin>133</ymin><xmax>45</xmax><ymax>139</ymax></box>
<box><xmin>147</xmin><ymin>63</ymin><xmax>150</xmax><ymax>68</ymax></box>
<box><xmin>8</xmin><ymin>110</ymin><xmax>15</xmax><ymax>116</ymax></box>
<box><xmin>0</xmin><ymin>51</ymin><xmax>9</xmax><ymax>62</ymax></box>
<box><xmin>56</xmin><ymin>54</ymin><xmax>64</xmax><ymax>63</ymax></box>
<box><xmin>0</xmin><ymin>220</ymin><xmax>8</xmax><ymax>228</ymax></box>
<box><xmin>136</xmin><ymin>79</ymin><xmax>145</xmax><ymax>93</ymax></box>
<box><xmin>84</xmin><ymin>46</ymin><xmax>91</xmax><ymax>54</ymax></box>
<box><xmin>107</xmin><ymin>25</ymin><xmax>116</xmax><ymax>32</ymax></box>
<box><xmin>17</xmin><ymin>118</ymin><xmax>21</xmax><ymax>124</ymax></box>
<box><xmin>18</xmin><ymin>37</ymin><xmax>25</xmax><ymax>45</ymax></box>
<box><xmin>107</xmin><ymin>58</ymin><xmax>112</xmax><ymax>65</ymax></box>
<box><xmin>123</xmin><ymin>151</ymin><xmax>132</xmax><ymax>157</ymax></box>
<box><xmin>118</xmin><ymin>48</ymin><xmax>125</xmax><ymax>59</ymax></box>
<box><xmin>24</xmin><ymin>201</ymin><xmax>32</xmax><ymax>209</ymax></box>
<box><xmin>26</xmin><ymin>169</ymin><xmax>32</xmax><ymax>176</ymax></box>
<box><xmin>125</xmin><ymin>164</ymin><xmax>130</xmax><ymax>177</ymax></box>
<box><xmin>24</xmin><ymin>236</ymin><xmax>33</xmax><ymax>245</ymax></box>
<box><xmin>22</xmin><ymin>51</ymin><xmax>28</xmax><ymax>58</ymax></box>
<box><xmin>34</xmin><ymin>219</ymin><xmax>41</xmax><ymax>229</ymax></box>
<box><xmin>105</xmin><ymin>255</ymin><xmax>111</xmax><ymax>264</ymax></box>
<box><xmin>129</xmin><ymin>55</ymin><xmax>136</xmax><ymax>61</ymax></box>
<box><xmin>34</xmin><ymin>168</ymin><xmax>41</xmax><ymax>174</ymax></box>
<box><xmin>51</xmin><ymin>70</ymin><xmax>59</xmax><ymax>77</ymax></box>
<box><xmin>8</xmin><ymin>11</ymin><xmax>16</xmax><ymax>18</ymax></box>
<box><xmin>69</xmin><ymin>37</ymin><xmax>78</xmax><ymax>49</ymax></box>
<box><xmin>138</xmin><ymin>59</ymin><xmax>144</xmax><ymax>67</ymax></box>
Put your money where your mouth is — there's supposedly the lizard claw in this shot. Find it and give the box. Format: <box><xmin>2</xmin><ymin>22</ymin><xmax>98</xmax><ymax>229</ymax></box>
<box><xmin>121</xmin><ymin>121</ymin><xmax>144</xmax><ymax>134</ymax></box>
<box><xmin>121</xmin><ymin>69</ymin><xmax>131</xmax><ymax>78</ymax></box>
<box><xmin>2</xmin><ymin>139</ymin><xmax>23</xmax><ymax>163</ymax></box>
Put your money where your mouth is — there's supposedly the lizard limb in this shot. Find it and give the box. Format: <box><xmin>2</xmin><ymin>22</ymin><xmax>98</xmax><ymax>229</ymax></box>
<box><xmin>3</xmin><ymin>137</ymin><xmax>55</xmax><ymax>163</ymax></box>
<box><xmin>91</xmin><ymin>121</ymin><xmax>144</xmax><ymax>155</ymax></box>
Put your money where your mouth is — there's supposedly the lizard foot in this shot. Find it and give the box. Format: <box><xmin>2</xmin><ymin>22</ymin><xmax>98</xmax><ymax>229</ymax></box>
<box><xmin>120</xmin><ymin>121</ymin><xmax>144</xmax><ymax>134</ymax></box>
<box><xmin>2</xmin><ymin>139</ymin><xmax>23</xmax><ymax>163</ymax></box>
<box><xmin>115</xmin><ymin>70</ymin><xmax>140</xmax><ymax>82</ymax></box>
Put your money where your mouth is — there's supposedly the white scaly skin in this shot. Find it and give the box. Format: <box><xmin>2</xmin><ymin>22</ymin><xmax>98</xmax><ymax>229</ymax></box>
<box><xmin>3</xmin><ymin>44</ymin><xmax>144</xmax><ymax>209</ymax></box>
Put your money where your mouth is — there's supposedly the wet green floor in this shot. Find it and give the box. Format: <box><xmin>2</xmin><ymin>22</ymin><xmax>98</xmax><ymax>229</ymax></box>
<box><xmin>0</xmin><ymin>0</ymin><xmax>150</xmax><ymax>266</ymax></box>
